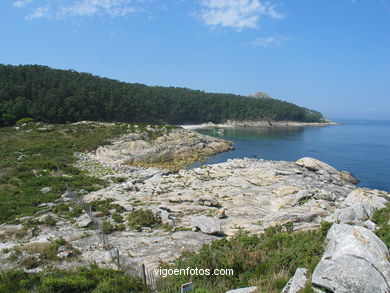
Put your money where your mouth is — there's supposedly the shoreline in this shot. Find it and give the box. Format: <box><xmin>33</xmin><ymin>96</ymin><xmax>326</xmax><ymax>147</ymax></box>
<box><xmin>180</xmin><ymin>120</ymin><xmax>338</xmax><ymax>130</ymax></box>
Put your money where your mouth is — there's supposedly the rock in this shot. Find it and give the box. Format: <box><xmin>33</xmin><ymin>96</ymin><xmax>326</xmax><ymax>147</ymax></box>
<box><xmin>333</xmin><ymin>188</ymin><xmax>388</xmax><ymax>225</ymax></box>
<box><xmin>190</xmin><ymin>216</ymin><xmax>223</xmax><ymax>235</ymax></box>
<box><xmin>38</xmin><ymin>203</ymin><xmax>48</xmax><ymax>208</ymax></box>
<box><xmin>198</xmin><ymin>195</ymin><xmax>220</xmax><ymax>207</ymax></box>
<box><xmin>312</xmin><ymin>224</ymin><xmax>390</xmax><ymax>293</ymax></box>
<box><xmin>40</xmin><ymin>187</ymin><xmax>51</xmax><ymax>193</ymax></box>
<box><xmin>225</xmin><ymin>286</ymin><xmax>258</xmax><ymax>293</ymax></box>
<box><xmin>362</xmin><ymin>220</ymin><xmax>377</xmax><ymax>231</ymax></box>
<box><xmin>281</xmin><ymin>268</ymin><xmax>309</xmax><ymax>293</ymax></box>
<box><xmin>57</xmin><ymin>250</ymin><xmax>72</xmax><ymax>259</ymax></box>
<box><xmin>333</xmin><ymin>204</ymin><xmax>370</xmax><ymax>225</ymax></box>
<box><xmin>77</xmin><ymin>214</ymin><xmax>93</xmax><ymax>228</ymax></box>
<box><xmin>272</xmin><ymin>186</ymin><xmax>300</xmax><ymax>197</ymax></box>
<box><xmin>214</xmin><ymin>208</ymin><xmax>226</xmax><ymax>219</ymax></box>
<box><xmin>296</xmin><ymin>157</ymin><xmax>339</xmax><ymax>174</ymax></box>
<box><xmin>340</xmin><ymin>171</ymin><xmax>359</xmax><ymax>184</ymax></box>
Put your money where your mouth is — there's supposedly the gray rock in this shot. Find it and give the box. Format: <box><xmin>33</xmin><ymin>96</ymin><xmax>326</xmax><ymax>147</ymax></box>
<box><xmin>198</xmin><ymin>195</ymin><xmax>220</xmax><ymax>207</ymax></box>
<box><xmin>77</xmin><ymin>214</ymin><xmax>93</xmax><ymax>228</ymax></box>
<box><xmin>40</xmin><ymin>187</ymin><xmax>51</xmax><ymax>193</ymax></box>
<box><xmin>281</xmin><ymin>268</ymin><xmax>309</xmax><ymax>293</ymax></box>
<box><xmin>296</xmin><ymin>157</ymin><xmax>339</xmax><ymax>174</ymax></box>
<box><xmin>340</xmin><ymin>171</ymin><xmax>359</xmax><ymax>184</ymax></box>
<box><xmin>333</xmin><ymin>188</ymin><xmax>389</xmax><ymax>225</ymax></box>
<box><xmin>225</xmin><ymin>286</ymin><xmax>258</xmax><ymax>293</ymax></box>
<box><xmin>57</xmin><ymin>250</ymin><xmax>72</xmax><ymax>260</ymax></box>
<box><xmin>312</xmin><ymin>224</ymin><xmax>390</xmax><ymax>293</ymax></box>
<box><xmin>214</xmin><ymin>208</ymin><xmax>226</xmax><ymax>219</ymax></box>
<box><xmin>190</xmin><ymin>216</ymin><xmax>223</xmax><ymax>235</ymax></box>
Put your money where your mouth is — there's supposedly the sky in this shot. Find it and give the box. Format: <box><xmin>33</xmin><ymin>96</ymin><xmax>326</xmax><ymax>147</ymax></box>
<box><xmin>1</xmin><ymin>0</ymin><xmax>389</xmax><ymax>120</ymax></box>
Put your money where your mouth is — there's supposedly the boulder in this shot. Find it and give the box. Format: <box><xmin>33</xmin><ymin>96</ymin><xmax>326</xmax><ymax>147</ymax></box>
<box><xmin>214</xmin><ymin>208</ymin><xmax>226</xmax><ymax>219</ymax></box>
<box><xmin>77</xmin><ymin>214</ymin><xmax>93</xmax><ymax>228</ymax></box>
<box><xmin>281</xmin><ymin>268</ymin><xmax>309</xmax><ymax>293</ymax></box>
<box><xmin>296</xmin><ymin>157</ymin><xmax>339</xmax><ymax>174</ymax></box>
<box><xmin>312</xmin><ymin>224</ymin><xmax>390</xmax><ymax>293</ymax></box>
<box><xmin>340</xmin><ymin>171</ymin><xmax>359</xmax><ymax>184</ymax></box>
<box><xmin>40</xmin><ymin>187</ymin><xmax>51</xmax><ymax>193</ymax></box>
<box><xmin>333</xmin><ymin>188</ymin><xmax>389</xmax><ymax>225</ymax></box>
<box><xmin>190</xmin><ymin>216</ymin><xmax>223</xmax><ymax>235</ymax></box>
<box><xmin>197</xmin><ymin>195</ymin><xmax>220</xmax><ymax>207</ymax></box>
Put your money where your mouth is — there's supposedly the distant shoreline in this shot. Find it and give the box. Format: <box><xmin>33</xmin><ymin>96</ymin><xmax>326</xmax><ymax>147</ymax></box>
<box><xmin>181</xmin><ymin>120</ymin><xmax>338</xmax><ymax>130</ymax></box>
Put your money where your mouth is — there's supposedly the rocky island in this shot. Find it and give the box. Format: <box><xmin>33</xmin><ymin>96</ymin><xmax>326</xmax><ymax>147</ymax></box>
<box><xmin>0</xmin><ymin>121</ymin><xmax>388</xmax><ymax>292</ymax></box>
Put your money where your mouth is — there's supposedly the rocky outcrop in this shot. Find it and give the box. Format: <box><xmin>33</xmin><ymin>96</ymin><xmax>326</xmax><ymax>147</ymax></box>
<box><xmin>296</xmin><ymin>157</ymin><xmax>359</xmax><ymax>185</ymax></box>
<box><xmin>84</xmin><ymin>127</ymin><xmax>233</xmax><ymax>171</ymax></box>
<box><xmin>331</xmin><ymin>188</ymin><xmax>388</xmax><ymax>228</ymax></box>
<box><xmin>312</xmin><ymin>224</ymin><xmax>390</xmax><ymax>293</ymax></box>
<box><xmin>1</xmin><ymin>155</ymin><xmax>388</xmax><ymax>278</ymax></box>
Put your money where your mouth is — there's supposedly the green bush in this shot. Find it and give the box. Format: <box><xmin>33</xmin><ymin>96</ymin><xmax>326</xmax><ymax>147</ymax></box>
<box><xmin>0</xmin><ymin>265</ymin><xmax>147</xmax><ymax>293</ymax></box>
<box><xmin>372</xmin><ymin>202</ymin><xmax>390</xmax><ymax>247</ymax></box>
<box><xmin>127</xmin><ymin>209</ymin><xmax>161</xmax><ymax>230</ymax></box>
<box><xmin>112</xmin><ymin>213</ymin><xmax>123</xmax><ymax>223</ymax></box>
<box><xmin>16</xmin><ymin>117</ymin><xmax>34</xmax><ymax>125</ymax></box>
<box><xmin>159</xmin><ymin>222</ymin><xmax>331</xmax><ymax>293</ymax></box>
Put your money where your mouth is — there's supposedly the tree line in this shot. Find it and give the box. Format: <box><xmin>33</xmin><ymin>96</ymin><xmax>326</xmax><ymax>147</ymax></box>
<box><xmin>0</xmin><ymin>64</ymin><xmax>324</xmax><ymax>126</ymax></box>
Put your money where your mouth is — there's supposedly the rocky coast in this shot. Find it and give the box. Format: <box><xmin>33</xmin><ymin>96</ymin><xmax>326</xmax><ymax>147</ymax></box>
<box><xmin>181</xmin><ymin>120</ymin><xmax>337</xmax><ymax>130</ymax></box>
<box><xmin>0</xmin><ymin>124</ymin><xmax>388</xmax><ymax>292</ymax></box>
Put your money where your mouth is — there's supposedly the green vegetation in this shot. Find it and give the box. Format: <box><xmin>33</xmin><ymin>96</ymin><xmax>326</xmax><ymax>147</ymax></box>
<box><xmin>0</xmin><ymin>122</ymin><xmax>130</xmax><ymax>223</ymax></box>
<box><xmin>372</xmin><ymin>202</ymin><xmax>390</xmax><ymax>247</ymax></box>
<box><xmin>102</xmin><ymin>221</ymin><xmax>125</xmax><ymax>234</ymax></box>
<box><xmin>90</xmin><ymin>199</ymin><xmax>125</xmax><ymax>217</ymax></box>
<box><xmin>127</xmin><ymin>209</ymin><xmax>162</xmax><ymax>230</ymax></box>
<box><xmin>0</xmin><ymin>64</ymin><xmax>325</xmax><ymax>127</ymax></box>
<box><xmin>53</xmin><ymin>203</ymin><xmax>84</xmax><ymax>218</ymax></box>
<box><xmin>160</xmin><ymin>223</ymin><xmax>332</xmax><ymax>293</ymax></box>
<box><xmin>11</xmin><ymin>238</ymin><xmax>72</xmax><ymax>269</ymax></box>
<box><xmin>0</xmin><ymin>265</ymin><xmax>147</xmax><ymax>293</ymax></box>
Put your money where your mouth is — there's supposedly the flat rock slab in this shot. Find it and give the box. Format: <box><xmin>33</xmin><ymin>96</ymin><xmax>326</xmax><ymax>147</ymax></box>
<box><xmin>312</xmin><ymin>223</ymin><xmax>390</xmax><ymax>293</ymax></box>
<box><xmin>190</xmin><ymin>215</ymin><xmax>223</xmax><ymax>235</ymax></box>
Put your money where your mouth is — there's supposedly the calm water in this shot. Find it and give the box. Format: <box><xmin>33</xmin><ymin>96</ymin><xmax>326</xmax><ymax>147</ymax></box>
<box><xmin>193</xmin><ymin>120</ymin><xmax>390</xmax><ymax>192</ymax></box>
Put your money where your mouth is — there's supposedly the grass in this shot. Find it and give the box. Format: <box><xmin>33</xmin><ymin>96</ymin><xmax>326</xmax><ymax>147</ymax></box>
<box><xmin>159</xmin><ymin>222</ymin><xmax>332</xmax><ymax>293</ymax></box>
<box><xmin>10</xmin><ymin>237</ymin><xmax>73</xmax><ymax>268</ymax></box>
<box><xmin>0</xmin><ymin>122</ymin><xmax>131</xmax><ymax>223</ymax></box>
<box><xmin>372</xmin><ymin>202</ymin><xmax>390</xmax><ymax>248</ymax></box>
<box><xmin>0</xmin><ymin>265</ymin><xmax>147</xmax><ymax>293</ymax></box>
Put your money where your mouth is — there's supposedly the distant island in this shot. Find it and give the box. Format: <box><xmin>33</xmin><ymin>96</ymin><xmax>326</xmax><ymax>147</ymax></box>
<box><xmin>0</xmin><ymin>64</ymin><xmax>325</xmax><ymax>127</ymax></box>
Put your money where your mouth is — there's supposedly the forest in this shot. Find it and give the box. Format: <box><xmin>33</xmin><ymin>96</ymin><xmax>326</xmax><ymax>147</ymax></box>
<box><xmin>0</xmin><ymin>64</ymin><xmax>324</xmax><ymax>126</ymax></box>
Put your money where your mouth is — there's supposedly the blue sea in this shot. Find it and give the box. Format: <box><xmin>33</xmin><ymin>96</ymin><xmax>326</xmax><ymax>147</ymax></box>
<box><xmin>193</xmin><ymin>120</ymin><xmax>390</xmax><ymax>192</ymax></box>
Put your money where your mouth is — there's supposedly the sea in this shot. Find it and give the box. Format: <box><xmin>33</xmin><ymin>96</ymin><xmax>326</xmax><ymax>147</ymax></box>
<box><xmin>192</xmin><ymin>119</ymin><xmax>390</xmax><ymax>192</ymax></box>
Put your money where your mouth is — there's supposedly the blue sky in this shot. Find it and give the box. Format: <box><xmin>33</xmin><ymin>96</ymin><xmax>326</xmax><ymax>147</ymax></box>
<box><xmin>1</xmin><ymin>0</ymin><xmax>389</xmax><ymax>120</ymax></box>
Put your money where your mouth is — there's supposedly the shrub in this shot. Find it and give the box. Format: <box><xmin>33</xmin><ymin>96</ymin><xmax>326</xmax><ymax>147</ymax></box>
<box><xmin>0</xmin><ymin>265</ymin><xmax>147</xmax><ymax>293</ymax></box>
<box><xmin>112</xmin><ymin>213</ymin><xmax>123</xmax><ymax>223</ymax></box>
<box><xmin>44</xmin><ymin>215</ymin><xmax>57</xmax><ymax>226</ymax></box>
<box><xmin>16</xmin><ymin>117</ymin><xmax>34</xmax><ymax>125</ymax></box>
<box><xmin>127</xmin><ymin>209</ymin><xmax>161</xmax><ymax>230</ymax></box>
<box><xmin>159</xmin><ymin>222</ymin><xmax>331</xmax><ymax>293</ymax></box>
<box><xmin>372</xmin><ymin>202</ymin><xmax>390</xmax><ymax>247</ymax></box>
